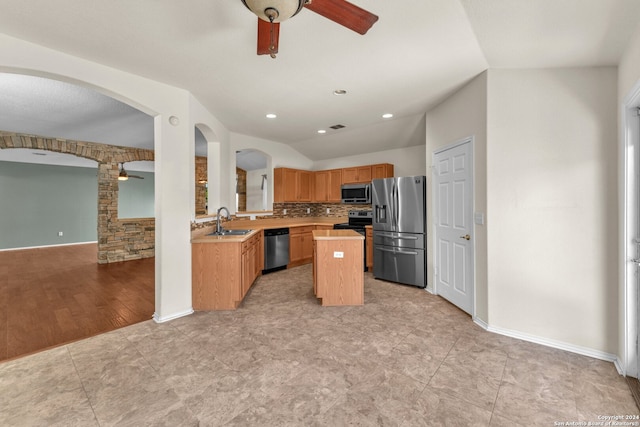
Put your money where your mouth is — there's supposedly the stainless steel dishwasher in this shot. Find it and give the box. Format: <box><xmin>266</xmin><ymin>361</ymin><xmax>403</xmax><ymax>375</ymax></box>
<box><xmin>263</xmin><ymin>228</ymin><xmax>290</xmax><ymax>273</ymax></box>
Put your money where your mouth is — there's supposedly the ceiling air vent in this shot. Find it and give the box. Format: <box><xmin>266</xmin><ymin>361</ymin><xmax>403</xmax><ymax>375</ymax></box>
<box><xmin>329</xmin><ymin>124</ymin><xmax>345</xmax><ymax>130</ymax></box>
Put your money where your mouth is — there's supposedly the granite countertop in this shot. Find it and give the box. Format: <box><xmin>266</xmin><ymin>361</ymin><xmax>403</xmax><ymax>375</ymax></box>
<box><xmin>191</xmin><ymin>216</ymin><xmax>348</xmax><ymax>243</ymax></box>
<box><xmin>191</xmin><ymin>228</ymin><xmax>262</xmax><ymax>244</ymax></box>
<box><xmin>312</xmin><ymin>229</ymin><xmax>364</xmax><ymax>240</ymax></box>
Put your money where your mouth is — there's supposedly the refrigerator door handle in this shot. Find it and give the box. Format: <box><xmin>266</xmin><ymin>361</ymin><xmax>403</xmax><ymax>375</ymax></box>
<box><xmin>391</xmin><ymin>183</ymin><xmax>397</xmax><ymax>230</ymax></box>
<box><xmin>377</xmin><ymin>233</ymin><xmax>418</xmax><ymax>240</ymax></box>
<box><xmin>376</xmin><ymin>246</ymin><xmax>419</xmax><ymax>255</ymax></box>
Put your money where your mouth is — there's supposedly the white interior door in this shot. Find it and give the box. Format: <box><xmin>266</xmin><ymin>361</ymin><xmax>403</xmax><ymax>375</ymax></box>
<box><xmin>433</xmin><ymin>140</ymin><xmax>474</xmax><ymax>314</ymax></box>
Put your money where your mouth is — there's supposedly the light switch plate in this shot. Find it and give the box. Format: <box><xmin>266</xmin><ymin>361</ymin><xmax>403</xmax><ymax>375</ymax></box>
<box><xmin>474</xmin><ymin>212</ymin><xmax>484</xmax><ymax>225</ymax></box>
<box><xmin>333</xmin><ymin>251</ymin><xmax>344</xmax><ymax>258</ymax></box>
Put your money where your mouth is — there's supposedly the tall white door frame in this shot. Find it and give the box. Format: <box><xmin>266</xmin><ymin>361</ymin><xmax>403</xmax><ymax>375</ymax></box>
<box><xmin>623</xmin><ymin>81</ymin><xmax>640</xmax><ymax>377</ymax></box>
<box><xmin>432</xmin><ymin>137</ymin><xmax>475</xmax><ymax>316</ymax></box>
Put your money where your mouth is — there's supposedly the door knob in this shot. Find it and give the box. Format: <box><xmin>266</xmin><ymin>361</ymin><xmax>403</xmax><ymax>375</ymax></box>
<box><xmin>460</xmin><ymin>234</ymin><xmax>470</xmax><ymax>241</ymax></box>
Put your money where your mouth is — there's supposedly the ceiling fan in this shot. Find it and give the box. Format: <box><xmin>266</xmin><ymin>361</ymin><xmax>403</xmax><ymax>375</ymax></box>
<box><xmin>240</xmin><ymin>0</ymin><xmax>379</xmax><ymax>58</ymax></box>
<box><xmin>118</xmin><ymin>163</ymin><xmax>144</xmax><ymax>181</ymax></box>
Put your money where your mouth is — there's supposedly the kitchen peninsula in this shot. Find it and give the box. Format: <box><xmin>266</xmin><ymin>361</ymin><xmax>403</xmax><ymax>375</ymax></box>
<box><xmin>191</xmin><ymin>217</ymin><xmax>346</xmax><ymax>310</ymax></box>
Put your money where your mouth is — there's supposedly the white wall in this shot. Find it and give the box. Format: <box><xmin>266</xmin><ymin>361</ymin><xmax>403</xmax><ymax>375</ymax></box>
<box><xmin>619</xmin><ymin>23</ymin><xmax>640</xmax><ymax>100</ymax></box>
<box><xmin>487</xmin><ymin>68</ymin><xmax>618</xmax><ymax>355</ymax></box>
<box><xmin>246</xmin><ymin>168</ymin><xmax>268</xmax><ymax>211</ymax></box>
<box><xmin>425</xmin><ymin>71</ymin><xmax>488</xmax><ymax>321</ymax></box>
<box><xmin>312</xmin><ymin>144</ymin><xmax>426</xmax><ymax>178</ymax></box>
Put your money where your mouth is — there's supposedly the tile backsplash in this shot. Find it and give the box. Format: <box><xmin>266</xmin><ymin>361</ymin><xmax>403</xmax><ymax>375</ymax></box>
<box><xmin>271</xmin><ymin>203</ymin><xmax>369</xmax><ymax>218</ymax></box>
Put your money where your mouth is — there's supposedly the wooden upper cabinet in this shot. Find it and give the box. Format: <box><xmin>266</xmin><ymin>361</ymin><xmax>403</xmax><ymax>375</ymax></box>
<box><xmin>297</xmin><ymin>170</ymin><xmax>312</xmax><ymax>202</ymax></box>
<box><xmin>342</xmin><ymin>166</ymin><xmax>372</xmax><ymax>184</ymax></box>
<box><xmin>372</xmin><ymin>163</ymin><xmax>394</xmax><ymax>180</ymax></box>
<box><xmin>313</xmin><ymin>169</ymin><xmax>342</xmax><ymax>203</ymax></box>
<box><xmin>277</xmin><ymin>164</ymin><xmax>392</xmax><ymax>203</ymax></box>
<box><xmin>328</xmin><ymin>169</ymin><xmax>342</xmax><ymax>202</ymax></box>
<box><xmin>274</xmin><ymin>167</ymin><xmax>312</xmax><ymax>202</ymax></box>
<box><xmin>314</xmin><ymin>171</ymin><xmax>329</xmax><ymax>202</ymax></box>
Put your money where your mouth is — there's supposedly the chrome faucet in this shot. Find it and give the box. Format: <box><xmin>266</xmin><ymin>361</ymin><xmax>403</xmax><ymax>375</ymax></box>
<box><xmin>216</xmin><ymin>206</ymin><xmax>230</xmax><ymax>234</ymax></box>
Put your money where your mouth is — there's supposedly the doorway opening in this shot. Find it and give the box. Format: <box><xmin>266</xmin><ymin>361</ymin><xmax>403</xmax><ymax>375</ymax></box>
<box><xmin>623</xmin><ymin>79</ymin><xmax>640</xmax><ymax>406</ymax></box>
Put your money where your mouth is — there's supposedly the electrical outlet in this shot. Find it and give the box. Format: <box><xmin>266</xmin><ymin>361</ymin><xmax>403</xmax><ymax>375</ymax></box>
<box><xmin>283</xmin><ymin>209</ymin><xmax>287</xmax><ymax>215</ymax></box>
<box><xmin>326</xmin><ymin>208</ymin><xmax>330</xmax><ymax>214</ymax></box>
<box><xmin>333</xmin><ymin>251</ymin><xmax>344</xmax><ymax>258</ymax></box>
<box><xmin>58</xmin><ymin>231</ymin><xmax>63</xmax><ymax>237</ymax></box>
<box><xmin>306</xmin><ymin>208</ymin><xmax>310</xmax><ymax>214</ymax></box>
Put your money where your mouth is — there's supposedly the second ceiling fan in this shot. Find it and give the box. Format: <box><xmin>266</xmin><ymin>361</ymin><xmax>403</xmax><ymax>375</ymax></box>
<box><xmin>240</xmin><ymin>0</ymin><xmax>379</xmax><ymax>58</ymax></box>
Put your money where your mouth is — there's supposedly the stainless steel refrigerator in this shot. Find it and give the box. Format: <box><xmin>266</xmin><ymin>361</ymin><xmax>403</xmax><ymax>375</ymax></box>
<box><xmin>372</xmin><ymin>176</ymin><xmax>426</xmax><ymax>288</ymax></box>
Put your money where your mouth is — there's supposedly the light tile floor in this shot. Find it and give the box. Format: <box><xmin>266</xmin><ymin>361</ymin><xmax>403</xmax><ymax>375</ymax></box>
<box><xmin>1</xmin><ymin>265</ymin><xmax>638</xmax><ymax>426</ymax></box>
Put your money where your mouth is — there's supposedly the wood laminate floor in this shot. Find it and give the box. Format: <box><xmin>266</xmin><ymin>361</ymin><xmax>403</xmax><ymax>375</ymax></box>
<box><xmin>0</xmin><ymin>243</ymin><xmax>154</xmax><ymax>362</ymax></box>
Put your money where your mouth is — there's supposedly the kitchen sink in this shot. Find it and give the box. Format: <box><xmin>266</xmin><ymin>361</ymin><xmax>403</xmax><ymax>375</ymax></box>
<box><xmin>207</xmin><ymin>229</ymin><xmax>253</xmax><ymax>236</ymax></box>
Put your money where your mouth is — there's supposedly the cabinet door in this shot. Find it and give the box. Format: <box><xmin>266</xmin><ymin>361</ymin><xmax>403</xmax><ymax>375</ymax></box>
<box><xmin>301</xmin><ymin>230</ymin><xmax>314</xmax><ymax>261</ymax></box>
<box><xmin>283</xmin><ymin>168</ymin><xmax>298</xmax><ymax>201</ymax></box>
<box><xmin>342</xmin><ymin>167</ymin><xmax>359</xmax><ymax>184</ymax></box>
<box><xmin>314</xmin><ymin>171</ymin><xmax>329</xmax><ymax>202</ymax></box>
<box><xmin>289</xmin><ymin>232</ymin><xmax>304</xmax><ymax>263</ymax></box>
<box><xmin>328</xmin><ymin>169</ymin><xmax>342</xmax><ymax>202</ymax></box>
<box><xmin>372</xmin><ymin>163</ymin><xmax>394</xmax><ymax>180</ymax></box>
<box><xmin>343</xmin><ymin>166</ymin><xmax>372</xmax><ymax>183</ymax></box>
<box><xmin>297</xmin><ymin>170</ymin><xmax>312</xmax><ymax>202</ymax></box>
<box><xmin>241</xmin><ymin>245</ymin><xmax>250</xmax><ymax>298</ymax></box>
<box><xmin>357</xmin><ymin>166</ymin><xmax>372</xmax><ymax>183</ymax></box>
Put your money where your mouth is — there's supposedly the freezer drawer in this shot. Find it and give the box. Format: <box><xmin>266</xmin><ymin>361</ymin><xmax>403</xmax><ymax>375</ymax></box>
<box><xmin>373</xmin><ymin>245</ymin><xmax>425</xmax><ymax>288</ymax></box>
<box><xmin>373</xmin><ymin>231</ymin><xmax>424</xmax><ymax>249</ymax></box>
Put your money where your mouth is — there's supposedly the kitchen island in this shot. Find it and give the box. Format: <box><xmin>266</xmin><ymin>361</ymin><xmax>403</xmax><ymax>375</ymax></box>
<box><xmin>312</xmin><ymin>229</ymin><xmax>364</xmax><ymax>306</ymax></box>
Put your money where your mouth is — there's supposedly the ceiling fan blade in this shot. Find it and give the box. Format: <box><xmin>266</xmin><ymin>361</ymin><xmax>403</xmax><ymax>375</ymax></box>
<box><xmin>129</xmin><ymin>174</ymin><xmax>144</xmax><ymax>180</ymax></box>
<box><xmin>304</xmin><ymin>0</ymin><xmax>378</xmax><ymax>35</ymax></box>
<box><xmin>257</xmin><ymin>18</ymin><xmax>280</xmax><ymax>56</ymax></box>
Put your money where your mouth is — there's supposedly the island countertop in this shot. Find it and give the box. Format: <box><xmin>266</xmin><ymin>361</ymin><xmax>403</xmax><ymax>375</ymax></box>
<box><xmin>312</xmin><ymin>229</ymin><xmax>364</xmax><ymax>240</ymax></box>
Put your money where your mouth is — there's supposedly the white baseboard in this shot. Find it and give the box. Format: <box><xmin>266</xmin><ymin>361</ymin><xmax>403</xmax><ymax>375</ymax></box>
<box><xmin>153</xmin><ymin>308</ymin><xmax>194</xmax><ymax>323</ymax></box>
<box><xmin>473</xmin><ymin>318</ymin><xmax>620</xmax><ymax>371</ymax></box>
<box><xmin>0</xmin><ymin>240</ymin><xmax>98</xmax><ymax>252</ymax></box>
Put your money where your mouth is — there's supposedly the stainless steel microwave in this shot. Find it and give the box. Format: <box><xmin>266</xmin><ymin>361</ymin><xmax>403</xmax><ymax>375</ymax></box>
<box><xmin>341</xmin><ymin>183</ymin><xmax>371</xmax><ymax>204</ymax></box>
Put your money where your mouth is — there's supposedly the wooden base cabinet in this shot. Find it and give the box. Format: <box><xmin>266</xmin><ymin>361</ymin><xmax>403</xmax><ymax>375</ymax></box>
<box><xmin>312</xmin><ymin>230</ymin><xmax>364</xmax><ymax>306</ymax></box>
<box><xmin>289</xmin><ymin>225</ymin><xmax>314</xmax><ymax>267</ymax></box>
<box><xmin>192</xmin><ymin>232</ymin><xmax>262</xmax><ymax>311</ymax></box>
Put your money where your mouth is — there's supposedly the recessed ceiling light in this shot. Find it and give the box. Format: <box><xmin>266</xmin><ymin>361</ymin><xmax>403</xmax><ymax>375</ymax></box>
<box><xmin>382</xmin><ymin>113</ymin><xmax>393</xmax><ymax>119</ymax></box>
<box><xmin>333</xmin><ymin>89</ymin><xmax>347</xmax><ymax>95</ymax></box>
<box><xmin>266</xmin><ymin>113</ymin><xmax>277</xmax><ymax>119</ymax></box>
<box><xmin>317</xmin><ymin>129</ymin><xmax>326</xmax><ymax>134</ymax></box>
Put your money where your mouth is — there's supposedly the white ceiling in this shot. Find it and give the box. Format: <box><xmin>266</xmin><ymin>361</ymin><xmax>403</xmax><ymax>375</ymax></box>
<box><xmin>0</xmin><ymin>0</ymin><xmax>638</xmax><ymax>171</ymax></box>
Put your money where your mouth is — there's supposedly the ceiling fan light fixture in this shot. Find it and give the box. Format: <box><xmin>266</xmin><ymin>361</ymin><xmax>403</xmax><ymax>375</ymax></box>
<box><xmin>241</xmin><ymin>0</ymin><xmax>306</xmax><ymax>23</ymax></box>
<box><xmin>118</xmin><ymin>171</ymin><xmax>129</xmax><ymax>181</ymax></box>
